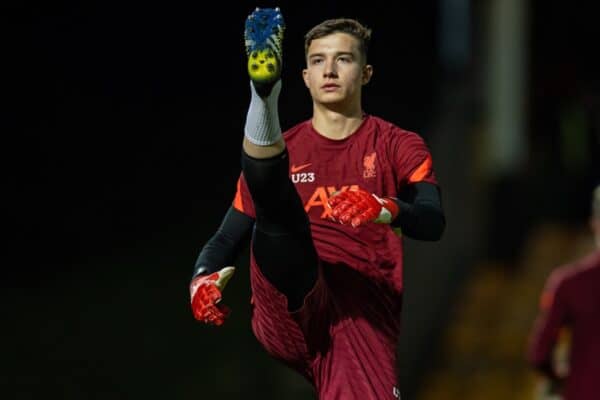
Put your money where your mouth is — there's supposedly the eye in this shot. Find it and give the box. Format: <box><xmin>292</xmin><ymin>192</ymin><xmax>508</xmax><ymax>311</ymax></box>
<box><xmin>338</xmin><ymin>56</ymin><xmax>352</xmax><ymax>63</ymax></box>
<box><xmin>311</xmin><ymin>58</ymin><xmax>324</xmax><ymax>65</ymax></box>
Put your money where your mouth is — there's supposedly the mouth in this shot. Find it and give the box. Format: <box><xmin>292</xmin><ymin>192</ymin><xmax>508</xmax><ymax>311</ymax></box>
<box><xmin>321</xmin><ymin>84</ymin><xmax>340</xmax><ymax>91</ymax></box>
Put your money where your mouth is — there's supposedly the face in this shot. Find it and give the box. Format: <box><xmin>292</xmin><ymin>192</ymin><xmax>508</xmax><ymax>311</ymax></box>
<box><xmin>302</xmin><ymin>32</ymin><xmax>372</xmax><ymax>107</ymax></box>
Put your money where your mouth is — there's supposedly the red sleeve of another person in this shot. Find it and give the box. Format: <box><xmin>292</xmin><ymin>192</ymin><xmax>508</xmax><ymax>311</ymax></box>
<box><xmin>527</xmin><ymin>269</ymin><xmax>569</xmax><ymax>373</ymax></box>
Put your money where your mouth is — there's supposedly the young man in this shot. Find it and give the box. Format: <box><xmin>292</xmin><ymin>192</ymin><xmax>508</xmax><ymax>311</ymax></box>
<box><xmin>190</xmin><ymin>8</ymin><xmax>445</xmax><ymax>399</ymax></box>
<box><xmin>527</xmin><ymin>184</ymin><xmax>600</xmax><ymax>400</ymax></box>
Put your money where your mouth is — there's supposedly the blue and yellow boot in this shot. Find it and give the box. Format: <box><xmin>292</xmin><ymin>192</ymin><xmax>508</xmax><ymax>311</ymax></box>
<box><xmin>244</xmin><ymin>7</ymin><xmax>285</xmax><ymax>96</ymax></box>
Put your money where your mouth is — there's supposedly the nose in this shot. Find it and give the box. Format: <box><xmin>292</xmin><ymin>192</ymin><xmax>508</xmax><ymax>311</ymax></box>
<box><xmin>323</xmin><ymin>59</ymin><xmax>337</xmax><ymax>77</ymax></box>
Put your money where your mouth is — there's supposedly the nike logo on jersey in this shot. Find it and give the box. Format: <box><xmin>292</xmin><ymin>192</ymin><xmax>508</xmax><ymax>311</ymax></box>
<box><xmin>291</xmin><ymin>163</ymin><xmax>312</xmax><ymax>173</ymax></box>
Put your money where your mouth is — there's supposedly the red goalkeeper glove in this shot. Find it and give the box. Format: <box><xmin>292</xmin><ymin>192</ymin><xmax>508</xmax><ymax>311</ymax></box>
<box><xmin>189</xmin><ymin>266</ymin><xmax>235</xmax><ymax>326</ymax></box>
<box><xmin>328</xmin><ymin>189</ymin><xmax>399</xmax><ymax>228</ymax></box>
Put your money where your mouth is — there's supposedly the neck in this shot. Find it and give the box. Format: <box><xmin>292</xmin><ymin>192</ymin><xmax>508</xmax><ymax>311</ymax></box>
<box><xmin>311</xmin><ymin>102</ymin><xmax>364</xmax><ymax>140</ymax></box>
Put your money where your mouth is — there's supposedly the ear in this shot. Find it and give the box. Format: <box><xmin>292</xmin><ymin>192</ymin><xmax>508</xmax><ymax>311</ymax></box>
<box><xmin>302</xmin><ymin>68</ymin><xmax>310</xmax><ymax>88</ymax></box>
<box><xmin>362</xmin><ymin>64</ymin><xmax>373</xmax><ymax>85</ymax></box>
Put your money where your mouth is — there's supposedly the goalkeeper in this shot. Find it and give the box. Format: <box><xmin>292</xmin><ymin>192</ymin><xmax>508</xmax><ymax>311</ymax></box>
<box><xmin>190</xmin><ymin>7</ymin><xmax>446</xmax><ymax>399</ymax></box>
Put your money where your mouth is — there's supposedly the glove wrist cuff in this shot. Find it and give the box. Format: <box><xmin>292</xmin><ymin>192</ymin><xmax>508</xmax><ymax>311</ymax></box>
<box><xmin>375</xmin><ymin>196</ymin><xmax>400</xmax><ymax>224</ymax></box>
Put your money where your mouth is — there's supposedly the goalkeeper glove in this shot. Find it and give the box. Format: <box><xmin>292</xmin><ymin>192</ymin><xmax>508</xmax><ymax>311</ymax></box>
<box><xmin>189</xmin><ymin>266</ymin><xmax>235</xmax><ymax>326</ymax></box>
<box><xmin>328</xmin><ymin>189</ymin><xmax>399</xmax><ymax>228</ymax></box>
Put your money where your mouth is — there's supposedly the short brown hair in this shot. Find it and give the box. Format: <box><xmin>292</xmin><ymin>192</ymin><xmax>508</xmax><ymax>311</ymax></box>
<box><xmin>304</xmin><ymin>18</ymin><xmax>372</xmax><ymax>63</ymax></box>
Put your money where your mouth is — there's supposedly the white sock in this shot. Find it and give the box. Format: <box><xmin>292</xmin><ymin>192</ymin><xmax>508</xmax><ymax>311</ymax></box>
<box><xmin>244</xmin><ymin>80</ymin><xmax>282</xmax><ymax>146</ymax></box>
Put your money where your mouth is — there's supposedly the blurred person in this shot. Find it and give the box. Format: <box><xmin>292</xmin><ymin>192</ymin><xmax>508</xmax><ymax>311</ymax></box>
<box><xmin>527</xmin><ymin>184</ymin><xmax>600</xmax><ymax>400</ymax></box>
<box><xmin>189</xmin><ymin>7</ymin><xmax>445</xmax><ymax>399</ymax></box>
